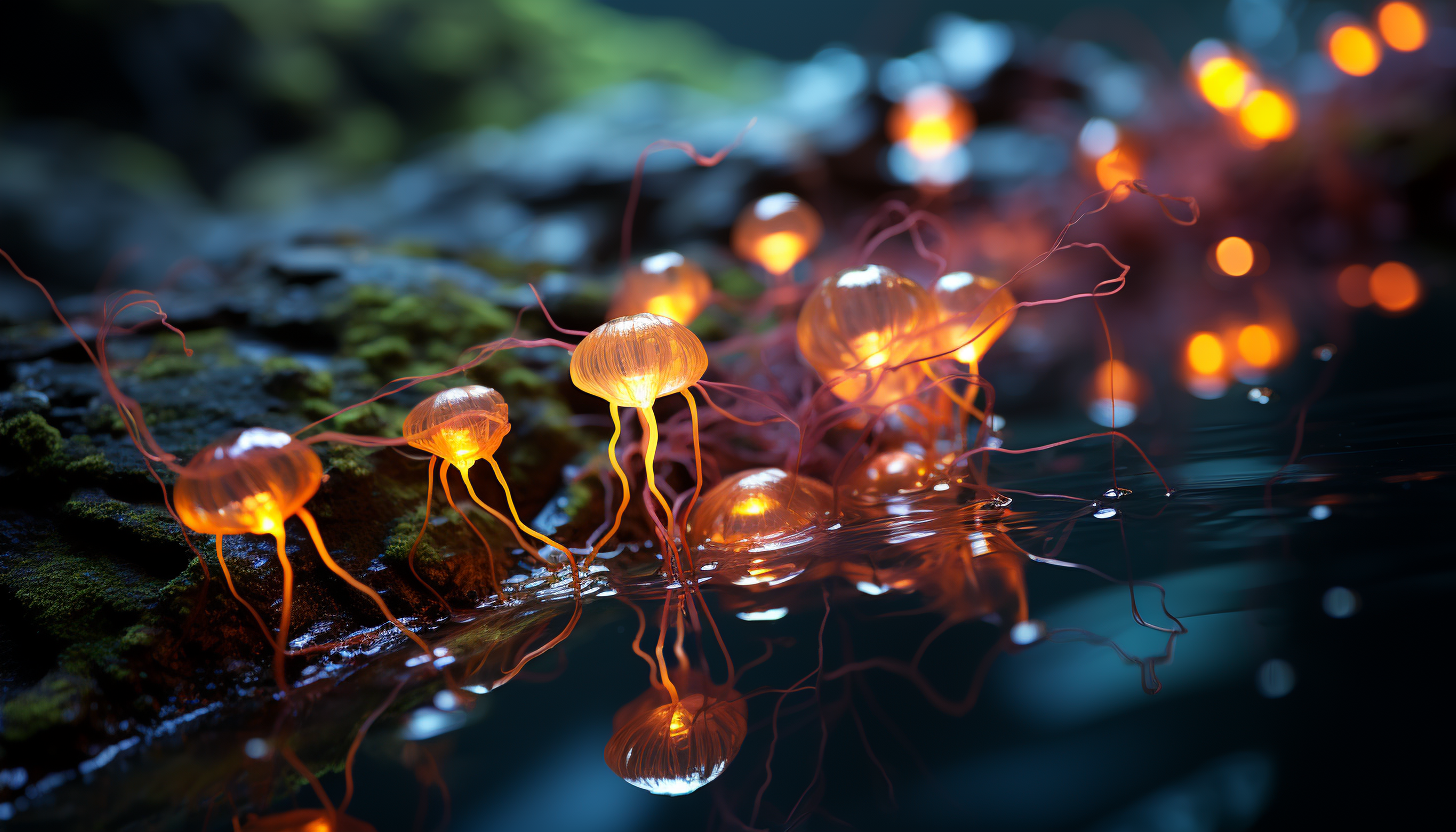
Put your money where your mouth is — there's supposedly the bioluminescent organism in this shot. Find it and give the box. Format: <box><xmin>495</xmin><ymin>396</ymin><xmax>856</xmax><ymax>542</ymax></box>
<box><xmin>685</xmin><ymin>467</ymin><xmax>834</xmax><ymax>551</ymax></box>
<box><xmin>1327</xmin><ymin>22</ymin><xmax>1383</xmax><ymax>76</ymax></box>
<box><xmin>609</xmin><ymin>251</ymin><xmax>713</xmax><ymax>325</ymax></box>
<box><xmin>931</xmin><ymin>271</ymin><xmax>1017</xmax><ymax>367</ymax></box>
<box><xmin>843</xmin><ymin>447</ymin><xmax>943</xmax><ymax>505</ymax></box>
<box><xmin>402</xmin><ymin>385</ymin><xmax>565</xmax><ymax>597</ymax></box>
<box><xmin>571</xmin><ymin>312</ymin><xmax>708</xmax><ymax>566</ymax></box>
<box><xmin>1213</xmin><ymin>236</ymin><xmax>1255</xmax><ymax>277</ymax></box>
<box><xmin>796</xmin><ymin>265</ymin><xmax>943</xmax><ymax>408</ymax></box>
<box><xmin>1184</xmin><ymin>331</ymin><xmax>1230</xmax><ymax>399</ymax></box>
<box><xmin>175</xmin><ymin>427</ymin><xmax>431</xmax><ymax>689</ymax></box>
<box><xmin>1193</xmin><ymin>52</ymin><xmax>1253</xmax><ymax>113</ymax></box>
<box><xmin>731</xmin><ymin>193</ymin><xmax>822</xmax><ymax>279</ymax></box>
<box><xmin>888</xmin><ymin>84</ymin><xmax>974</xmax><ymax>161</ymax></box>
<box><xmin>1377</xmin><ymin>2</ymin><xmax>1427</xmax><ymax>51</ymax></box>
<box><xmin>605</xmin><ymin>668</ymin><xmax>747</xmax><ymax>796</ymax></box>
<box><xmin>1237</xmin><ymin>88</ymin><xmax>1298</xmax><ymax>143</ymax></box>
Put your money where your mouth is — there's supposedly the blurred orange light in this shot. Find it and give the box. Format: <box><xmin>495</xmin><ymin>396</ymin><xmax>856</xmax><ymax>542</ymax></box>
<box><xmin>888</xmin><ymin>86</ymin><xmax>973</xmax><ymax>160</ymax></box>
<box><xmin>1196</xmin><ymin>56</ymin><xmax>1253</xmax><ymax>112</ymax></box>
<box><xmin>1328</xmin><ymin>25</ymin><xmax>1383</xmax><ymax>76</ymax></box>
<box><xmin>1369</xmin><ymin>261</ymin><xmax>1421</xmax><ymax>313</ymax></box>
<box><xmin>1237</xmin><ymin>89</ymin><xmax>1297</xmax><ymax>142</ymax></box>
<box><xmin>1377</xmin><ymin>2</ymin><xmax>1427</xmax><ymax>51</ymax></box>
<box><xmin>1236</xmin><ymin>324</ymin><xmax>1280</xmax><ymax>368</ymax></box>
<box><xmin>1336</xmin><ymin>264</ymin><xmax>1373</xmax><ymax>307</ymax></box>
<box><xmin>1095</xmin><ymin>148</ymin><xmax>1139</xmax><ymax>196</ymax></box>
<box><xmin>753</xmin><ymin>232</ymin><xmax>808</xmax><ymax>277</ymax></box>
<box><xmin>1214</xmin><ymin>237</ymin><xmax>1255</xmax><ymax>276</ymax></box>
<box><xmin>1187</xmin><ymin>332</ymin><xmax>1225</xmax><ymax>375</ymax></box>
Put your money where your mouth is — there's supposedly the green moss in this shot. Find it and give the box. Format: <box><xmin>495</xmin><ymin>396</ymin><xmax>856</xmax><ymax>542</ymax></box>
<box><xmin>382</xmin><ymin>512</ymin><xmax>441</xmax><ymax>569</ymax></box>
<box><xmin>355</xmin><ymin>335</ymin><xmax>414</xmax><ymax>375</ymax></box>
<box><xmin>322</xmin><ymin>443</ymin><xmax>374</xmax><ymax>481</ymax></box>
<box><xmin>263</xmin><ymin>357</ymin><xmax>334</xmax><ymax>400</ymax></box>
<box><xmin>0</xmin><ymin>413</ymin><xmax>113</xmax><ymax>486</ymax></box>
<box><xmin>0</xmin><ymin>535</ymin><xmax>161</xmax><ymax>644</ymax></box>
<box><xmin>0</xmin><ymin>673</ymin><xmax>95</xmax><ymax>742</ymax></box>
<box><xmin>0</xmin><ymin>412</ymin><xmax>62</xmax><ymax>463</ymax></box>
<box><xmin>133</xmin><ymin>354</ymin><xmax>201</xmax><ymax>380</ymax></box>
<box><xmin>61</xmin><ymin>492</ymin><xmax>191</xmax><ymax>560</ymax></box>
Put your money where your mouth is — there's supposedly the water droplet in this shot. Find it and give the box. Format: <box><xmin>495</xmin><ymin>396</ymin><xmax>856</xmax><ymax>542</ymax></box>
<box><xmin>1247</xmin><ymin>386</ymin><xmax>1274</xmax><ymax>404</ymax></box>
<box><xmin>1322</xmin><ymin>586</ymin><xmax>1359</xmax><ymax>618</ymax></box>
<box><xmin>1102</xmin><ymin>487</ymin><xmax>1132</xmax><ymax>500</ymax></box>
<box><xmin>1308</xmin><ymin>504</ymin><xmax>1331</xmax><ymax>520</ymax></box>
<box><xmin>1093</xmin><ymin>506</ymin><xmax>1118</xmax><ymax>519</ymax></box>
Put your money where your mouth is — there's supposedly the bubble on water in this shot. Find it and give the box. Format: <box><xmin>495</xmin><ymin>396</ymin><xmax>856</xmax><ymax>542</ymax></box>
<box><xmin>1308</xmin><ymin>504</ymin><xmax>1331</xmax><ymax>520</ymax></box>
<box><xmin>1102</xmin><ymin>487</ymin><xmax>1132</xmax><ymax>500</ymax></box>
<box><xmin>1010</xmin><ymin>619</ymin><xmax>1045</xmax><ymax>645</ymax></box>
<box><xmin>1093</xmin><ymin>506</ymin><xmax>1119</xmax><ymax>519</ymax></box>
<box><xmin>1322</xmin><ymin>586</ymin><xmax>1359</xmax><ymax>618</ymax></box>
<box><xmin>1247</xmin><ymin>387</ymin><xmax>1273</xmax><ymax>404</ymax></box>
<box><xmin>244</xmin><ymin>738</ymin><xmax>270</xmax><ymax>760</ymax></box>
<box><xmin>1256</xmin><ymin>658</ymin><xmax>1296</xmax><ymax>698</ymax></box>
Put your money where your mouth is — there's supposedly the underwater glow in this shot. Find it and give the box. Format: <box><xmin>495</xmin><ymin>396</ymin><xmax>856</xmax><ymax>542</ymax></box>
<box><xmin>1214</xmin><ymin>236</ymin><xmax>1255</xmax><ymax>276</ymax></box>
<box><xmin>605</xmin><ymin>676</ymin><xmax>747</xmax><ymax>797</ymax></box>
<box><xmin>1377</xmin><ymin>2</ymin><xmax>1427</xmax><ymax>51</ymax></box>
<box><xmin>1328</xmin><ymin>24</ymin><xmax>1383</xmax><ymax>77</ymax></box>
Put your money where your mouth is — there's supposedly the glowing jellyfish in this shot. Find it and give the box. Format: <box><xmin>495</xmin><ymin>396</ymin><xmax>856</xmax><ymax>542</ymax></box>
<box><xmin>1214</xmin><ymin>237</ymin><xmax>1255</xmax><ymax>277</ymax></box>
<box><xmin>796</xmin><ymin>265</ymin><xmax>943</xmax><ymax>408</ymax></box>
<box><xmin>175</xmin><ymin>428</ymin><xmax>430</xmax><ymax>690</ymax></box>
<box><xmin>605</xmin><ymin>671</ymin><xmax>747</xmax><ymax>796</ymax></box>
<box><xmin>608</xmin><ymin>251</ymin><xmax>713</xmax><ymax>326</ymax></box>
<box><xmin>685</xmin><ymin>468</ymin><xmax>834</xmax><ymax>551</ymax></box>
<box><xmin>571</xmin><ymin>313</ymin><xmax>709</xmax><ymax>562</ymax></box>
<box><xmin>1369</xmin><ymin>261</ymin><xmax>1421</xmax><ymax>314</ymax></box>
<box><xmin>402</xmin><ymin>386</ymin><xmax>564</xmax><ymax>591</ymax></box>
<box><xmin>1328</xmin><ymin>24</ymin><xmax>1383</xmax><ymax>76</ymax></box>
<box><xmin>1377</xmin><ymin>2</ymin><xmax>1427</xmax><ymax>51</ymax></box>
<box><xmin>731</xmin><ymin>193</ymin><xmax>822</xmax><ymax>278</ymax></box>
<box><xmin>1238</xmin><ymin>89</ymin><xmax>1298</xmax><ymax>143</ymax></box>
<box><xmin>888</xmin><ymin>84</ymin><xmax>974</xmax><ymax>160</ymax></box>
<box><xmin>931</xmin><ymin>271</ymin><xmax>1017</xmax><ymax>365</ymax></box>
<box><xmin>1085</xmin><ymin>360</ymin><xmax>1144</xmax><ymax>428</ymax></box>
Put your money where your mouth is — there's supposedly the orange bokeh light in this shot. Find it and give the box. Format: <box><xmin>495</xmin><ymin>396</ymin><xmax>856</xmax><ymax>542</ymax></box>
<box><xmin>1377</xmin><ymin>2</ymin><xmax>1428</xmax><ymax>52</ymax></box>
<box><xmin>1238</xmin><ymin>89</ymin><xmax>1297</xmax><ymax>142</ymax></box>
<box><xmin>1369</xmin><ymin>261</ymin><xmax>1421</xmax><ymax>313</ymax></box>
<box><xmin>1187</xmin><ymin>332</ymin><xmax>1225</xmax><ymax>376</ymax></box>
<box><xmin>1214</xmin><ymin>237</ymin><xmax>1255</xmax><ymax>276</ymax></box>
<box><xmin>1196</xmin><ymin>56</ymin><xmax>1253</xmax><ymax>112</ymax></box>
<box><xmin>888</xmin><ymin>85</ymin><xmax>974</xmax><ymax>160</ymax></box>
<box><xmin>1328</xmin><ymin>25</ymin><xmax>1383</xmax><ymax>76</ymax></box>
<box><xmin>1095</xmin><ymin>148</ymin><xmax>1139</xmax><ymax>197</ymax></box>
<box><xmin>1236</xmin><ymin>324</ymin><xmax>1280</xmax><ymax>369</ymax></box>
<box><xmin>1336</xmin><ymin>264</ymin><xmax>1373</xmax><ymax>307</ymax></box>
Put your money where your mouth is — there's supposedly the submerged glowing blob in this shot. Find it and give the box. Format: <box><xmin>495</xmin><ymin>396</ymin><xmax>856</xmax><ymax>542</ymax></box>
<box><xmin>797</xmin><ymin>265</ymin><xmax>944</xmax><ymax>407</ymax></box>
<box><xmin>403</xmin><ymin>386</ymin><xmax>510</xmax><ymax>470</ymax></box>
<box><xmin>1328</xmin><ymin>24</ymin><xmax>1383</xmax><ymax>76</ymax></box>
<box><xmin>731</xmin><ymin>193</ymin><xmax>823</xmax><ymax>276</ymax></box>
<box><xmin>1214</xmin><ymin>237</ymin><xmax>1255</xmax><ymax>276</ymax></box>
<box><xmin>1085</xmin><ymin>359</ymin><xmax>1144</xmax><ymax>428</ymax></box>
<box><xmin>685</xmin><ymin>468</ymin><xmax>834</xmax><ymax>550</ymax></box>
<box><xmin>888</xmin><ymin>84</ymin><xmax>974</xmax><ymax>160</ymax></box>
<box><xmin>175</xmin><ymin>428</ymin><xmax>321</xmax><ymax>536</ymax></box>
<box><xmin>570</xmin><ymin>313</ymin><xmax>708</xmax><ymax>409</ymax></box>
<box><xmin>1196</xmin><ymin>55</ymin><xmax>1254</xmax><ymax>112</ymax></box>
<box><xmin>609</xmin><ymin>251</ymin><xmax>713</xmax><ymax>325</ymax></box>
<box><xmin>605</xmin><ymin>674</ymin><xmax>747</xmax><ymax>796</ymax></box>
<box><xmin>1377</xmin><ymin>2</ymin><xmax>1427</xmax><ymax>52</ymax></box>
<box><xmin>1238</xmin><ymin>89</ymin><xmax>1297</xmax><ymax>142</ymax></box>
<box><xmin>1369</xmin><ymin>261</ymin><xmax>1421</xmax><ymax>313</ymax></box>
<box><xmin>931</xmin><ymin>271</ymin><xmax>1016</xmax><ymax>364</ymax></box>
<box><xmin>1186</xmin><ymin>332</ymin><xmax>1225</xmax><ymax>376</ymax></box>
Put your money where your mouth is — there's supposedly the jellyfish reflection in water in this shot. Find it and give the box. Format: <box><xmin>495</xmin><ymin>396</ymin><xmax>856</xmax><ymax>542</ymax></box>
<box><xmin>605</xmin><ymin>669</ymin><xmax>748</xmax><ymax>796</ymax></box>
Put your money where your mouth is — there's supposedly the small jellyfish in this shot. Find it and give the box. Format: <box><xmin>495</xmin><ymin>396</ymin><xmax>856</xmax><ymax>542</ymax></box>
<box><xmin>796</xmin><ymin>265</ymin><xmax>943</xmax><ymax>407</ymax></box>
<box><xmin>843</xmin><ymin>448</ymin><xmax>938</xmax><ymax>505</ymax></box>
<box><xmin>930</xmin><ymin>271</ymin><xmax>1017</xmax><ymax>366</ymax></box>
<box><xmin>175</xmin><ymin>428</ymin><xmax>430</xmax><ymax>689</ymax></box>
<box><xmin>402</xmin><ymin>386</ymin><xmax>564</xmax><ymax>581</ymax></box>
<box><xmin>731</xmin><ymin>193</ymin><xmax>822</xmax><ymax>278</ymax></box>
<box><xmin>685</xmin><ymin>468</ymin><xmax>834</xmax><ymax>550</ymax></box>
<box><xmin>605</xmin><ymin>670</ymin><xmax>747</xmax><ymax>796</ymax></box>
<box><xmin>608</xmin><ymin>251</ymin><xmax>713</xmax><ymax>325</ymax></box>
<box><xmin>571</xmin><ymin>313</ymin><xmax>709</xmax><ymax>565</ymax></box>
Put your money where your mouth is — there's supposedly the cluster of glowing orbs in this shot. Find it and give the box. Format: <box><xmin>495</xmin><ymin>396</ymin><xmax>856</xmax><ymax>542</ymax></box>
<box><xmin>888</xmin><ymin>84</ymin><xmax>974</xmax><ymax>160</ymax></box>
<box><xmin>605</xmin><ymin>672</ymin><xmax>747</xmax><ymax>796</ymax></box>
<box><xmin>1196</xmin><ymin>55</ymin><xmax>1254</xmax><ymax>112</ymax></box>
<box><xmin>1377</xmin><ymin>2</ymin><xmax>1427</xmax><ymax>51</ymax></box>
<box><xmin>1237</xmin><ymin>89</ymin><xmax>1298</xmax><ymax>142</ymax></box>
<box><xmin>1214</xmin><ymin>237</ymin><xmax>1255</xmax><ymax>277</ymax></box>
<box><xmin>1085</xmin><ymin>359</ymin><xmax>1145</xmax><ymax>428</ymax></box>
<box><xmin>608</xmin><ymin>251</ymin><xmax>712</xmax><ymax>326</ymax></box>
<box><xmin>403</xmin><ymin>386</ymin><xmax>509</xmax><ymax>470</ymax></box>
<box><xmin>931</xmin><ymin>272</ymin><xmax>1016</xmax><ymax>365</ymax></box>
<box><xmin>1328</xmin><ymin>24</ymin><xmax>1383</xmax><ymax>76</ymax></box>
<box><xmin>175</xmin><ymin>428</ymin><xmax>321</xmax><ymax>537</ymax></box>
<box><xmin>731</xmin><ymin>193</ymin><xmax>822</xmax><ymax>277</ymax></box>
<box><xmin>685</xmin><ymin>468</ymin><xmax>834</xmax><ymax>551</ymax></box>
<box><xmin>570</xmin><ymin>313</ymin><xmax>708</xmax><ymax>409</ymax></box>
<box><xmin>1336</xmin><ymin>262</ymin><xmax>1421</xmax><ymax>314</ymax></box>
<box><xmin>796</xmin><ymin>265</ymin><xmax>943</xmax><ymax>407</ymax></box>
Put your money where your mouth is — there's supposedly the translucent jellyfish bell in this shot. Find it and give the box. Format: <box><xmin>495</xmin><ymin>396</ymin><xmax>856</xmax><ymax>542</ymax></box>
<box><xmin>685</xmin><ymin>468</ymin><xmax>834</xmax><ymax>550</ymax></box>
<box><xmin>931</xmin><ymin>271</ymin><xmax>1016</xmax><ymax>365</ymax></box>
<box><xmin>844</xmin><ymin>448</ymin><xmax>940</xmax><ymax>504</ymax></box>
<box><xmin>605</xmin><ymin>681</ymin><xmax>748</xmax><ymax>796</ymax></box>
<box><xmin>175</xmin><ymin>427</ymin><xmax>322</xmax><ymax>537</ymax></box>
<box><xmin>570</xmin><ymin>313</ymin><xmax>709</xmax><ymax>409</ymax></box>
<box><xmin>731</xmin><ymin>193</ymin><xmax>823</xmax><ymax>277</ymax></box>
<box><xmin>402</xmin><ymin>385</ymin><xmax>510</xmax><ymax>470</ymax></box>
<box><xmin>608</xmin><ymin>251</ymin><xmax>713</xmax><ymax>325</ymax></box>
<box><xmin>796</xmin><ymin>265</ymin><xmax>943</xmax><ymax>407</ymax></box>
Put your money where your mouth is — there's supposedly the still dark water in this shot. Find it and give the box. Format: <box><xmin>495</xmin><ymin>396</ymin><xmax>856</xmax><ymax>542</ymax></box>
<box><xmin>10</xmin><ymin>298</ymin><xmax>1449</xmax><ymax>832</ymax></box>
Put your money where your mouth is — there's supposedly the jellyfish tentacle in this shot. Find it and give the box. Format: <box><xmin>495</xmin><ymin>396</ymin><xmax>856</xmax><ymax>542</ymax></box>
<box><xmin>456</xmin><ymin>464</ymin><xmax>541</xmax><ymax>560</ymax></box>
<box><xmin>407</xmin><ymin>455</ymin><xmax>454</xmax><ymax>614</ymax></box>
<box><xmin>278</xmin><ymin>745</ymin><xmax>337</xmax><ymax>820</ymax></box>
<box><xmin>272</xmin><ymin>530</ymin><xmax>294</xmax><ymax>691</ymax></box>
<box><xmin>213</xmin><ymin>537</ymin><xmax>282</xmax><ymax>655</ymax></box>
<box><xmin>296</xmin><ymin>507</ymin><xmax>432</xmax><ymax>657</ymax></box>
<box><xmin>586</xmin><ymin>404</ymin><xmax>633</xmax><ymax>565</ymax></box>
<box><xmin>639</xmin><ymin>405</ymin><xmax>680</xmax><ymax>558</ymax></box>
<box><xmin>655</xmin><ymin>595</ymin><xmax>681</xmax><ymax>705</ymax></box>
<box><xmin>680</xmin><ymin>390</ymin><xmax>705</xmax><ymax>564</ymax></box>
<box><xmin>482</xmin><ymin>456</ymin><xmax>569</xmax><ymax>560</ymax></box>
<box><xmin>441</xmin><ymin>464</ymin><xmax>506</xmax><ymax>597</ymax></box>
